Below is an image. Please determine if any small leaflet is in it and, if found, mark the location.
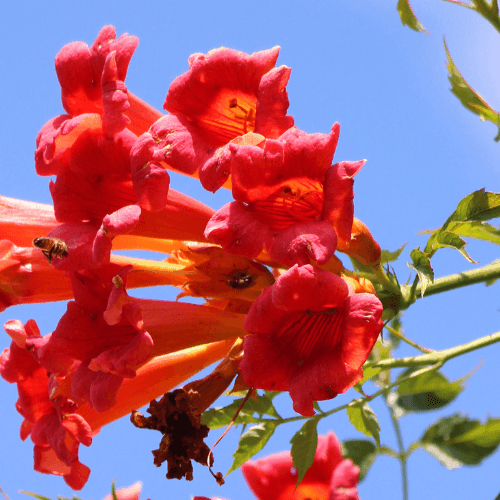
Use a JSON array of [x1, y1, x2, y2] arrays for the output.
[[290, 418, 319, 487], [347, 400, 381, 448], [227, 422, 277, 474], [397, 0, 429, 34], [444, 39, 500, 141]]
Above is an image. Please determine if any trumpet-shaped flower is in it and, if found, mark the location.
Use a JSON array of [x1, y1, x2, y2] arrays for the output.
[[167, 243, 275, 306], [1, 313, 237, 488], [130, 46, 294, 209], [241, 432, 360, 500], [239, 265, 383, 416], [205, 124, 365, 267], [0, 27, 387, 493], [28, 265, 247, 412], [0, 319, 92, 490], [54, 25, 161, 137]]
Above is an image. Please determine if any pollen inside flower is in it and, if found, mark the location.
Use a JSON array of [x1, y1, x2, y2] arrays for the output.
[[197, 91, 257, 143], [276, 306, 342, 361], [250, 178, 325, 231]]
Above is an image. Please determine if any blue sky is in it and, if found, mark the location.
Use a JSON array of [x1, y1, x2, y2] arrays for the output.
[[1, 1, 500, 499]]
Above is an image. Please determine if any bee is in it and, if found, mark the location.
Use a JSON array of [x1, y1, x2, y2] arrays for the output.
[[223, 268, 256, 290], [33, 237, 69, 265]]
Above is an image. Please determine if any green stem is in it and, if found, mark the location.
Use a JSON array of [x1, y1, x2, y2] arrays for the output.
[[274, 362, 442, 428], [401, 261, 500, 304], [260, 330, 499, 424], [441, 0, 476, 9], [387, 398, 409, 500], [471, 0, 500, 33], [371, 330, 500, 369], [385, 324, 433, 353]]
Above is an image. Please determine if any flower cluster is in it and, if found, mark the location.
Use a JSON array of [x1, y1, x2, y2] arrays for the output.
[[0, 26, 382, 489]]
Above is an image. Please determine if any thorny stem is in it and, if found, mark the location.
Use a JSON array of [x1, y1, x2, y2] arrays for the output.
[[386, 396, 409, 500]]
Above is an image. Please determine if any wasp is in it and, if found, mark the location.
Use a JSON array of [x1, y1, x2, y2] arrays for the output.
[[33, 237, 69, 265], [223, 268, 256, 290]]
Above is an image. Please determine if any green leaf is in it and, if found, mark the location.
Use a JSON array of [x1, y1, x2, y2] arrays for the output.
[[447, 221, 500, 246], [290, 418, 319, 487], [396, 369, 464, 413], [202, 399, 260, 429], [442, 189, 500, 226], [241, 392, 281, 419], [20, 494, 53, 500], [449, 419, 500, 447], [444, 39, 500, 141], [432, 231, 475, 263], [407, 248, 433, 296], [420, 414, 500, 468], [380, 244, 407, 265], [423, 190, 500, 261], [227, 422, 277, 474], [397, 0, 428, 34], [21, 495, 84, 500], [347, 400, 381, 447], [354, 365, 381, 393], [341, 439, 378, 482], [202, 392, 281, 429]]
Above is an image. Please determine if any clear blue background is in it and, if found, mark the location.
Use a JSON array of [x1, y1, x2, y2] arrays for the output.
[[1, 1, 499, 499]]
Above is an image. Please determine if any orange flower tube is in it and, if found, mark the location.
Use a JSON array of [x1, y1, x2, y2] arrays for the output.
[[77, 340, 234, 431]]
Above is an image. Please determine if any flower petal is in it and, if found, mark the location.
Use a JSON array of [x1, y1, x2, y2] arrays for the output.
[[340, 293, 383, 370]]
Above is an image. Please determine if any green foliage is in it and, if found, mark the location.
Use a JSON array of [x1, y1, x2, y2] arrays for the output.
[[341, 439, 378, 482], [202, 392, 281, 429], [387, 315, 403, 349], [347, 400, 381, 447], [420, 189, 500, 264], [444, 39, 500, 141], [397, 0, 428, 34], [408, 248, 433, 296], [449, 223, 500, 247], [21, 493, 83, 500], [228, 422, 277, 474], [290, 418, 319, 487], [20, 494, 53, 500], [202, 399, 260, 428], [443, 189, 500, 226], [380, 244, 407, 265], [354, 365, 382, 393], [367, 337, 395, 387], [431, 231, 475, 263], [420, 414, 500, 468], [396, 369, 464, 412]]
